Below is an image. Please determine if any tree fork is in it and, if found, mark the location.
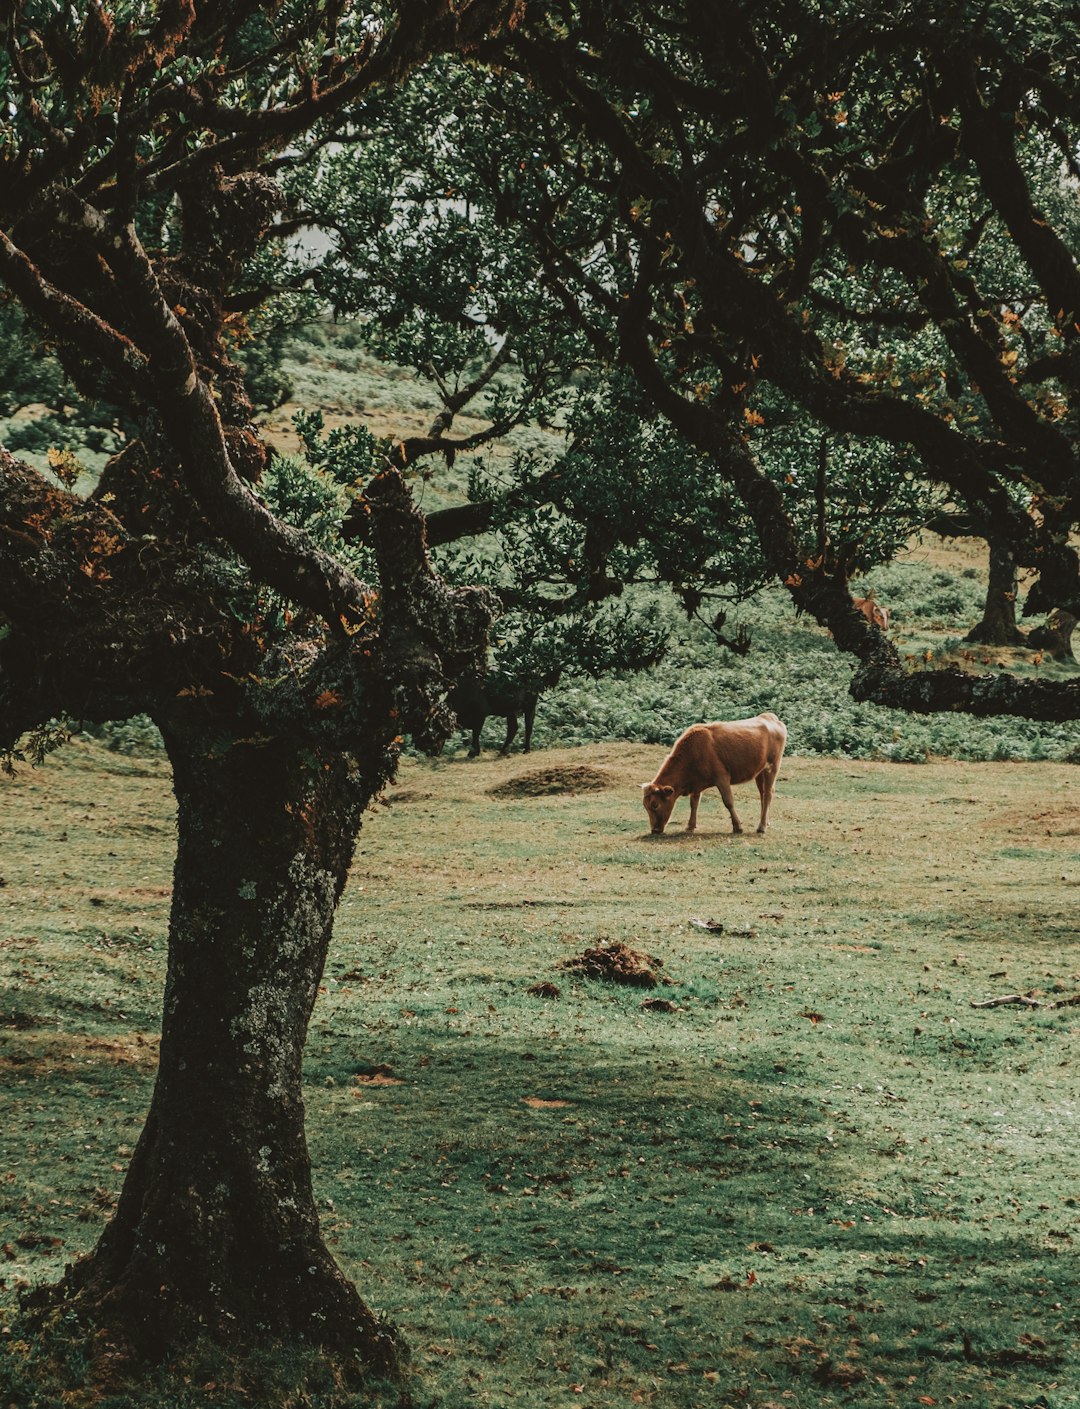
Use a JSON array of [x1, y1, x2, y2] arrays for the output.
[[32, 725, 403, 1374]]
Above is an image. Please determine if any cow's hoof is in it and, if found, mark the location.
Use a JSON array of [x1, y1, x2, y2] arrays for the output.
[[756, 825, 767, 834]]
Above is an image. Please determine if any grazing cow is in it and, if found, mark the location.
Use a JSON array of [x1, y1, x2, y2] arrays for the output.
[[449, 674, 545, 757], [853, 596, 890, 630], [641, 712, 787, 835]]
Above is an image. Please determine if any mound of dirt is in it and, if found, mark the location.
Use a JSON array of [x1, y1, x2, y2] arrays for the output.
[[561, 941, 669, 989], [640, 997, 681, 1013], [526, 981, 562, 999], [488, 765, 614, 799]]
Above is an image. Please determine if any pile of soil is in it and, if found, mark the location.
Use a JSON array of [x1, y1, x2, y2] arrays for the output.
[[488, 765, 614, 799], [526, 981, 562, 999], [640, 997, 681, 1013], [561, 941, 669, 989]]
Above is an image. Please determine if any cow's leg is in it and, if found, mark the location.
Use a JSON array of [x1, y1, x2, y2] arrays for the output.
[[522, 698, 537, 753], [717, 778, 743, 834], [686, 791, 701, 832], [755, 770, 775, 833], [500, 713, 519, 756], [469, 721, 483, 757]]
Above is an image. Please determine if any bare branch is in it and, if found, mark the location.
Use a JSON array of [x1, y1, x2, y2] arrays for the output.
[[427, 340, 512, 436]]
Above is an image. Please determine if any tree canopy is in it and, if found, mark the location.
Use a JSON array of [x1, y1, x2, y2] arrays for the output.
[[492, 0, 1080, 719], [297, 0, 1080, 719]]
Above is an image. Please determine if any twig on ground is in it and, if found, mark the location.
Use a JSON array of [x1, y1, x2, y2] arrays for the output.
[[970, 993, 1042, 1008], [970, 992, 1080, 1009]]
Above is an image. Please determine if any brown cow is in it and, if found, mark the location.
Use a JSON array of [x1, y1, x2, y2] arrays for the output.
[[853, 596, 890, 630], [641, 712, 787, 836]]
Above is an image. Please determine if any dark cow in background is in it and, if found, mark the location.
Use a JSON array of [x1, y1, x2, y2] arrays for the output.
[[449, 672, 558, 756]]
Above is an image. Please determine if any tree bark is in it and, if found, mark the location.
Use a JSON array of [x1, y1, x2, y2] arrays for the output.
[[1027, 609, 1078, 662], [36, 726, 402, 1373], [964, 534, 1027, 646]]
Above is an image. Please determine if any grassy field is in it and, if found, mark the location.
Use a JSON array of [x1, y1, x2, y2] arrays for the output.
[[2, 737, 1079, 1407], [3, 331, 1079, 1404]]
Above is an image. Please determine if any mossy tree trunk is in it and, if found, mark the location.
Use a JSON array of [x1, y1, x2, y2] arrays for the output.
[[964, 535, 1027, 646], [45, 727, 401, 1372]]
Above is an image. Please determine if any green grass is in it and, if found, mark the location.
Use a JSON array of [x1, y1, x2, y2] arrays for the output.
[[2, 740, 1079, 1406]]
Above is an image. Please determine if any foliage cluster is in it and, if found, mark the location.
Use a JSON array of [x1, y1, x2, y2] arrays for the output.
[[0, 305, 127, 485]]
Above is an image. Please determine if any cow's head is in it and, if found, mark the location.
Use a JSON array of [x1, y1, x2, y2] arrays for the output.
[[854, 596, 890, 631], [641, 783, 676, 833]]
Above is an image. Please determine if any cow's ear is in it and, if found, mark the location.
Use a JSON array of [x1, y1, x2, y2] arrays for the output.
[[659, 785, 675, 797]]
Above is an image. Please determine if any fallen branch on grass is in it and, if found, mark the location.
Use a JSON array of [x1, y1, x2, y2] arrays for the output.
[[970, 992, 1080, 1009], [970, 993, 1042, 1008]]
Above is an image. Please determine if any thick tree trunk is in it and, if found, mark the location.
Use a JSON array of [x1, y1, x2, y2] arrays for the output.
[[38, 728, 401, 1372], [964, 535, 1027, 646], [1027, 609, 1078, 662]]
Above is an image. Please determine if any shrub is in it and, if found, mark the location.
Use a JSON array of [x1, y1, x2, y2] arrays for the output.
[[79, 716, 164, 755]]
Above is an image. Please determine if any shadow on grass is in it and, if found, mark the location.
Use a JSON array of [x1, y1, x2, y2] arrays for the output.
[[2, 993, 1074, 1408], [303, 1017, 1078, 1404]]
